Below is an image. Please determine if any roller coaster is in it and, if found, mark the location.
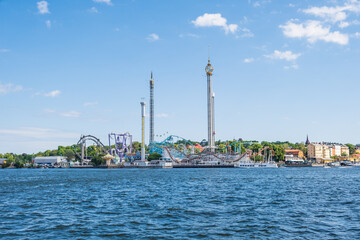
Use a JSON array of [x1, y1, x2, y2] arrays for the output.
[[75, 132, 133, 165], [75, 135, 108, 165], [149, 135, 248, 164]]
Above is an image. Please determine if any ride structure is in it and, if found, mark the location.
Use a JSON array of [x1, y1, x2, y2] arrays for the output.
[[108, 132, 133, 163], [75, 135, 108, 165], [149, 135, 247, 164]]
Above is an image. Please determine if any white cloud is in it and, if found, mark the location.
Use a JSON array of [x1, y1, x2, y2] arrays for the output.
[[302, 1, 360, 24], [93, 0, 112, 6], [338, 21, 350, 28], [37, 1, 50, 14], [61, 111, 81, 118], [289, 3, 295, 8], [83, 101, 98, 107], [265, 50, 301, 61], [45, 20, 51, 29], [303, 6, 347, 23], [284, 64, 299, 70], [179, 33, 200, 38], [0, 83, 23, 94], [89, 7, 99, 13], [280, 20, 349, 45], [239, 28, 254, 38], [0, 127, 78, 140], [244, 58, 254, 63], [354, 32, 360, 38], [0, 49, 10, 53], [44, 90, 60, 97], [147, 33, 160, 42], [253, 2, 261, 8], [192, 13, 238, 34], [156, 113, 169, 118]]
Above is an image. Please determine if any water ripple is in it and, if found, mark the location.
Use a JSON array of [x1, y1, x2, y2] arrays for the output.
[[1, 168, 360, 239]]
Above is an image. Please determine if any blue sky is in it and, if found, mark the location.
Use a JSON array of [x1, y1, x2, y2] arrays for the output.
[[1, 0, 360, 154]]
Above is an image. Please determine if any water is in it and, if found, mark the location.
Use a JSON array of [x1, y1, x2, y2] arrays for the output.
[[1, 168, 360, 239]]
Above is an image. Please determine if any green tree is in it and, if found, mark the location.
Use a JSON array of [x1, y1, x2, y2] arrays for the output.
[[132, 141, 141, 151], [64, 149, 75, 161], [57, 146, 66, 156], [14, 161, 24, 168], [341, 152, 348, 157], [91, 155, 105, 166], [345, 144, 355, 155], [148, 153, 162, 161], [250, 143, 263, 155]]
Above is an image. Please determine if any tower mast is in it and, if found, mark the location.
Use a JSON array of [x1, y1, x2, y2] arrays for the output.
[[149, 72, 154, 144], [140, 101, 146, 161], [205, 58, 214, 152]]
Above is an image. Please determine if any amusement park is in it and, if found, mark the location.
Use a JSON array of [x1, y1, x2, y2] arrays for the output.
[[63, 59, 279, 169]]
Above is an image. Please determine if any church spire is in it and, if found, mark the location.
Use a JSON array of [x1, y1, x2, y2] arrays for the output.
[[305, 134, 310, 145]]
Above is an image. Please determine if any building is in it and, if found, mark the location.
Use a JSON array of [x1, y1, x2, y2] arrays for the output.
[[341, 146, 350, 156], [307, 144, 324, 160], [285, 149, 304, 159], [331, 145, 341, 156], [307, 143, 350, 162], [34, 156, 66, 166]]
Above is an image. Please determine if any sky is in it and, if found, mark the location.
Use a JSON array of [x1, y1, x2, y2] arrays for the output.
[[1, 0, 360, 154]]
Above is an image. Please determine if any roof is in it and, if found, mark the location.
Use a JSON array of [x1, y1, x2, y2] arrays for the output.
[[285, 149, 302, 153]]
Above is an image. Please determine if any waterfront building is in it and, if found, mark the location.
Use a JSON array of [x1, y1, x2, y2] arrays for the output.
[[307, 143, 350, 162], [34, 156, 66, 166], [331, 145, 342, 156], [341, 146, 350, 156], [307, 144, 324, 160], [285, 149, 304, 159]]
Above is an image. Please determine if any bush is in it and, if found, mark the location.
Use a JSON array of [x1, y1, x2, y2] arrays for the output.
[[14, 161, 24, 168], [91, 155, 105, 166], [148, 153, 162, 161]]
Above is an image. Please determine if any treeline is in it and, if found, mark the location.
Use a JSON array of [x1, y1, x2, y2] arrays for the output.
[[1, 140, 357, 168]]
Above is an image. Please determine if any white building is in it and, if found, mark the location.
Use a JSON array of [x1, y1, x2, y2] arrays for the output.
[[34, 156, 66, 166]]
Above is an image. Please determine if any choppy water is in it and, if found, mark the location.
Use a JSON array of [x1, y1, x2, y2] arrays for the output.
[[1, 168, 360, 239]]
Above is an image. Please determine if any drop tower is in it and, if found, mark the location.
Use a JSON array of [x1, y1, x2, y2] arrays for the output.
[[205, 58, 215, 152]]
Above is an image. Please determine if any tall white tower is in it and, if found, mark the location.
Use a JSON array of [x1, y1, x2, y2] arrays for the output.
[[140, 101, 146, 161], [205, 59, 214, 152], [212, 92, 215, 147]]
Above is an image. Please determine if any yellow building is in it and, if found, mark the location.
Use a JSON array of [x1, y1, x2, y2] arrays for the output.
[[307, 144, 324, 160]]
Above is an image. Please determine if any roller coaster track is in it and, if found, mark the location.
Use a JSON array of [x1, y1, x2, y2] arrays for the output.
[[249, 146, 275, 158], [75, 135, 108, 162]]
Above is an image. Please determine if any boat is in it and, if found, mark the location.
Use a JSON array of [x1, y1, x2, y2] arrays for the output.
[[339, 160, 354, 168], [284, 159, 312, 167], [235, 159, 278, 168]]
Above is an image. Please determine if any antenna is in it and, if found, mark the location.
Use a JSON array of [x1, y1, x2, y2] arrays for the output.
[[208, 45, 210, 62]]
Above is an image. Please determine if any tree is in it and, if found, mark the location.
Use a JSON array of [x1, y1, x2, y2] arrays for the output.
[[91, 155, 104, 166], [250, 143, 263, 154], [64, 149, 75, 161], [132, 141, 141, 151], [345, 144, 355, 155], [148, 153, 162, 161], [14, 161, 24, 168], [341, 152, 348, 157]]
